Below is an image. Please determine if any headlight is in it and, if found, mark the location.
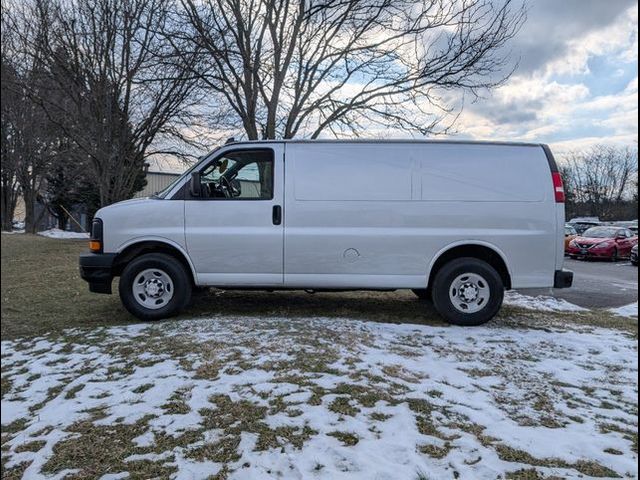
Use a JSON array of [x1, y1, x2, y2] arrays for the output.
[[89, 218, 103, 253]]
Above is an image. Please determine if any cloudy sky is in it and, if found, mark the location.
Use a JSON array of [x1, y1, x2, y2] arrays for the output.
[[151, 0, 637, 171], [452, 0, 638, 155]]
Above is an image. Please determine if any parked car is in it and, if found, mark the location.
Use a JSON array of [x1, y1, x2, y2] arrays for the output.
[[564, 224, 578, 253], [79, 140, 573, 326], [614, 221, 638, 236], [568, 221, 601, 235], [631, 244, 638, 266], [566, 226, 638, 261]]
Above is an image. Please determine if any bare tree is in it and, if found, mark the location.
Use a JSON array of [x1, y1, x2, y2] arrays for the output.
[[0, 49, 54, 233], [4, 0, 202, 208], [0, 60, 22, 231], [562, 145, 638, 220], [173, 0, 525, 140]]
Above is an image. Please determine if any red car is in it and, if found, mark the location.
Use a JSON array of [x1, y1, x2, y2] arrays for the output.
[[566, 226, 638, 261]]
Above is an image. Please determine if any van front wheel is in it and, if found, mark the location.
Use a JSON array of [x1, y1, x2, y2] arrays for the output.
[[431, 258, 504, 326], [119, 253, 192, 321]]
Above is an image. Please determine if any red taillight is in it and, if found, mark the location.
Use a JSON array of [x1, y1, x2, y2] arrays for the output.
[[552, 171, 565, 203]]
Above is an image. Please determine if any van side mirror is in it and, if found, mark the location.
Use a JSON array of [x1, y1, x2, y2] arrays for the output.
[[190, 172, 202, 197]]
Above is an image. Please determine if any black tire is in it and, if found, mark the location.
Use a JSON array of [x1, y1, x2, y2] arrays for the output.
[[611, 248, 618, 262], [411, 288, 431, 301], [119, 253, 192, 321], [431, 257, 504, 326]]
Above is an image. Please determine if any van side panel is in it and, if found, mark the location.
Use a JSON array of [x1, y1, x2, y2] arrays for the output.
[[284, 143, 556, 289]]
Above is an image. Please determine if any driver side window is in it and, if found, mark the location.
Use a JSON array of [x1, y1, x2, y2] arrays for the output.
[[199, 149, 274, 200]]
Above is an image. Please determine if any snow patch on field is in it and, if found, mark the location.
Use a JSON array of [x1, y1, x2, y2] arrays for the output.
[[609, 302, 638, 318], [504, 291, 588, 312], [1, 317, 637, 479], [37, 228, 89, 239]]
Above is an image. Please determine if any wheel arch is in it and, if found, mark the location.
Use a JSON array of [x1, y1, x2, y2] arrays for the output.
[[113, 238, 197, 284], [426, 241, 512, 291]]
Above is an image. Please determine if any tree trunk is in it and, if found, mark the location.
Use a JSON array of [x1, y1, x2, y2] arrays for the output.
[[23, 189, 36, 234], [56, 212, 68, 230], [0, 188, 17, 231]]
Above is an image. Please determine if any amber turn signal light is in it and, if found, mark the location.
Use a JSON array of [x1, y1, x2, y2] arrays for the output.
[[89, 240, 102, 252]]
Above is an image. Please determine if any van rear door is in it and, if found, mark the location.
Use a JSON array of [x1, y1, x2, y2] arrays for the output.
[[184, 143, 284, 286]]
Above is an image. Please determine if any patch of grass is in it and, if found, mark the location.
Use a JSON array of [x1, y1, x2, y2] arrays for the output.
[[370, 412, 392, 422], [418, 442, 451, 459], [604, 447, 623, 455], [42, 410, 175, 478], [381, 364, 424, 383], [406, 398, 434, 415], [1, 418, 29, 436], [14, 440, 46, 453], [1, 461, 32, 480], [0, 376, 12, 398], [255, 425, 318, 451], [187, 436, 241, 463], [573, 460, 621, 478], [327, 431, 359, 446], [495, 444, 568, 468], [194, 361, 221, 380], [505, 468, 546, 480], [495, 444, 621, 478], [64, 384, 85, 399], [460, 367, 494, 378], [161, 387, 192, 415], [132, 383, 155, 394], [1, 235, 134, 339], [192, 394, 317, 462], [328, 397, 360, 417], [332, 383, 395, 408]]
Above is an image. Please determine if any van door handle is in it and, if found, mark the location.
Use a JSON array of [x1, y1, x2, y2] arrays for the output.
[[272, 205, 282, 225]]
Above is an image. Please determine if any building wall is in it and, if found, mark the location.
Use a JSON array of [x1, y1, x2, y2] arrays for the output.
[[134, 171, 181, 198]]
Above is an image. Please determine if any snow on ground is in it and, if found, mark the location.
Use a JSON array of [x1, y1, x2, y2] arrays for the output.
[[36, 228, 89, 239], [504, 291, 588, 312], [609, 302, 638, 318], [1, 316, 637, 479]]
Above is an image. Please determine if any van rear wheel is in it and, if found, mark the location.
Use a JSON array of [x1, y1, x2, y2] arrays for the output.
[[119, 253, 192, 321], [431, 257, 504, 326]]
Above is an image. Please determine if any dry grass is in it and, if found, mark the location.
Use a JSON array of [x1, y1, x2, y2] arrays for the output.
[[2, 234, 636, 341]]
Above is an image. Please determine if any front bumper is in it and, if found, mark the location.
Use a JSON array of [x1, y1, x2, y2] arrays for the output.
[[79, 253, 117, 294], [566, 246, 615, 259], [554, 269, 573, 289]]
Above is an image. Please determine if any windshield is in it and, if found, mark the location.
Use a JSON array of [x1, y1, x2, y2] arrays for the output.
[[582, 227, 620, 238]]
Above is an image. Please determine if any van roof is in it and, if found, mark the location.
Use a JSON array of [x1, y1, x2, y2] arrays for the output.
[[226, 138, 544, 148], [214, 139, 558, 173]]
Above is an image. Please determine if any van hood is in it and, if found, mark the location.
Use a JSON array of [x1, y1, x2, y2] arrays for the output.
[[573, 236, 614, 245], [95, 197, 156, 218]]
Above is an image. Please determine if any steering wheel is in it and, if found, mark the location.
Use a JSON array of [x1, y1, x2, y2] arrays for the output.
[[220, 176, 241, 198]]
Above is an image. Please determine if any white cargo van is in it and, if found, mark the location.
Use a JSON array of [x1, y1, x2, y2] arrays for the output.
[[80, 140, 573, 325]]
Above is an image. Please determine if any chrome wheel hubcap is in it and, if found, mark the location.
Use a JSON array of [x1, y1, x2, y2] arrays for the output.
[[132, 268, 174, 310], [449, 273, 490, 313]]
